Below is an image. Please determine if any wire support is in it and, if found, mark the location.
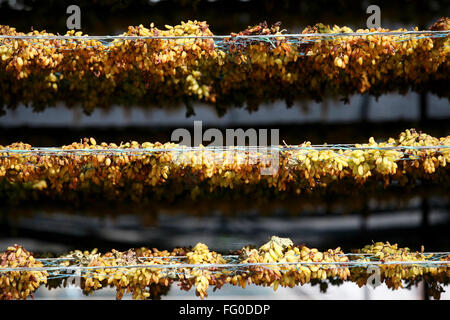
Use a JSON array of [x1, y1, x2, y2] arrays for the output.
[[0, 30, 448, 52], [2, 257, 450, 273], [1, 145, 449, 156], [0, 30, 448, 41]]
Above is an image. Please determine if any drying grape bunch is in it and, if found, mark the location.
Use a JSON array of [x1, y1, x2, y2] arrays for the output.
[[1, 238, 449, 300], [0, 129, 449, 203], [0, 18, 448, 115], [0, 245, 48, 300]]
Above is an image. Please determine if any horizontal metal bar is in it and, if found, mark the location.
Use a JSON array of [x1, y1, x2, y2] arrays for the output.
[[0, 30, 448, 41], [1, 259, 449, 273]]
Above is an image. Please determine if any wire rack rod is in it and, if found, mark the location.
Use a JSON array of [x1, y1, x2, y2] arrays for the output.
[[2, 259, 449, 273], [0, 30, 448, 41], [34, 253, 450, 262], [1, 145, 449, 155]]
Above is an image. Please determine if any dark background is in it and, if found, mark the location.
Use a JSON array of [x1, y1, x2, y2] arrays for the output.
[[1, 0, 448, 34]]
